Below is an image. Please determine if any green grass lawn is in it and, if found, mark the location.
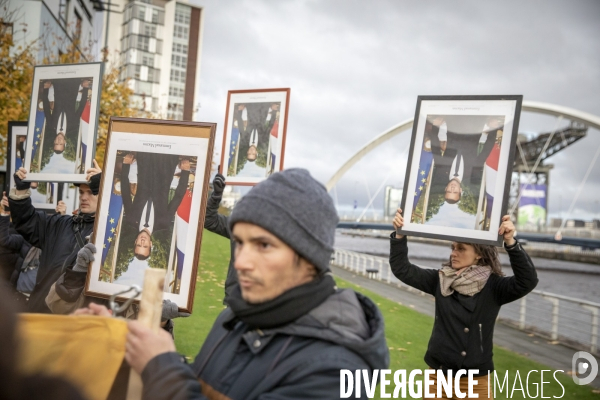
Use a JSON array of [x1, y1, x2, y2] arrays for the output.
[[174, 231, 600, 399]]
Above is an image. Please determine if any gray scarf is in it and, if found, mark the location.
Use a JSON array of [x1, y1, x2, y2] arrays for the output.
[[439, 265, 492, 297]]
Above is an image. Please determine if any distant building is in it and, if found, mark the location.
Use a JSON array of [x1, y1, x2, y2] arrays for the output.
[[585, 220, 600, 229], [566, 219, 585, 228], [5, 0, 98, 62], [383, 186, 403, 218], [98, 0, 204, 120], [549, 218, 563, 228]]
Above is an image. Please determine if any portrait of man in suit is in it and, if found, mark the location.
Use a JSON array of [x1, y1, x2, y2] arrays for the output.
[[120, 152, 191, 260], [428, 115, 503, 204], [232, 102, 280, 170], [34, 77, 92, 173]]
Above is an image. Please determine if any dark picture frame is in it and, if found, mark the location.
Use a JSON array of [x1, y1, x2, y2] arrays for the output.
[[219, 88, 291, 186], [398, 95, 523, 246], [6, 121, 59, 212], [85, 117, 216, 313], [24, 62, 103, 184]]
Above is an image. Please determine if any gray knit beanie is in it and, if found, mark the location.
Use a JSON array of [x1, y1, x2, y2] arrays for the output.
[[229, 168, 338, 273]]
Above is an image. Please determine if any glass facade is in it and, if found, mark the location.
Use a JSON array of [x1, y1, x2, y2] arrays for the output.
[[120, 1, 166, 113], [167, 2, 191, 120], [117, 1, 196, 119]]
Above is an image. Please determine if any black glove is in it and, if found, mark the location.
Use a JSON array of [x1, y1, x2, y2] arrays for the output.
[[212, 173, 226, 197], [13, 172, 31, 191], [89, 173, 101, 196], [73, 243, 96, 272], [161, 299, 191, 321]]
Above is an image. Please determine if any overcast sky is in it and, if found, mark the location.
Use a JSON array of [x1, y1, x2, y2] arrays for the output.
[[189, 0, 600, 221]]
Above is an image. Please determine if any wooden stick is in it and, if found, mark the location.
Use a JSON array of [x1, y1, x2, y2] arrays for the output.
[[126, 268, 166, 400]]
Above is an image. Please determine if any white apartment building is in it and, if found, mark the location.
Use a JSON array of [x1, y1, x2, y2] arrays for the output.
[[98, 0, 204, 120], [5, 0, 98, 62]]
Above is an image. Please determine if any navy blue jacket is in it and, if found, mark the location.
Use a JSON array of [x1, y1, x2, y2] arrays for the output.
[[141, 289, 389, 399]]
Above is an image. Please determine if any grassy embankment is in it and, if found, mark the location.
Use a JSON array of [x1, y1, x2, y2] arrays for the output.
[[174, 231, 599, 399]]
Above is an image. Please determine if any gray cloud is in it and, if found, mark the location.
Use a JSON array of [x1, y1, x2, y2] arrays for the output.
[[191, 0, 600, 220]]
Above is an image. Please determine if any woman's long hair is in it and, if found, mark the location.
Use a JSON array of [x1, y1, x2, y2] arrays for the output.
[[442, 243, 504, 276]]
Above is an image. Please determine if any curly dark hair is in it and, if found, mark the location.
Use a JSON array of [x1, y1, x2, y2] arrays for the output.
[[442, 242, 504, 276]]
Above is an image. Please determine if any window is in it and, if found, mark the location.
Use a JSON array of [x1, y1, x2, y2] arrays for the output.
[[175, 4, 191, 25], [144, 24, 156, 37], [138, 6, 146, 20], [174, 26, 188, 39], [171, 55, 187, 68], [171, 43, 188, 55], [138, 36, 149, 51], [152, 9, 159, 23], [142, 54, 153, 66]]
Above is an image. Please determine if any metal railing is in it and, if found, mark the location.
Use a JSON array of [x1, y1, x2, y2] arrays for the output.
[[332, 248, 600, 355]]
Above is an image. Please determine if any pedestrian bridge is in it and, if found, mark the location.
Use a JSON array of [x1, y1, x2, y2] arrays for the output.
[[326, 100, 600, 191]]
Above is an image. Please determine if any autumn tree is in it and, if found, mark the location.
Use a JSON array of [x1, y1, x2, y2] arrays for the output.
[[0, 0, 35, 168]]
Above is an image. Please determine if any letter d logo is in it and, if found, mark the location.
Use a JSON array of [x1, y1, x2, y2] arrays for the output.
[[572, 351, 598, 385]]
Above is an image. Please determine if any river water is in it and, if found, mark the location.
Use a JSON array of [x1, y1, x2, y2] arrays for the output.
[[334, 232, 600, 303]]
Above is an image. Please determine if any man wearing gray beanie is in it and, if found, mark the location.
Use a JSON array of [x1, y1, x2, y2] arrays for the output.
[[122, 168, 390, 399]]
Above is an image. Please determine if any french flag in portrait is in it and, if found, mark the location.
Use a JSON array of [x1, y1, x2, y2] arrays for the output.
[[175, 189, 192, 281], [484, 143, 500, 220], [228, 126, 240, 171], [31, 108, 45, 160], [79, 101, 91, 167], [413, 149, 433, 209], [101, 186, 123, 265], [269, 119, 279, 174]]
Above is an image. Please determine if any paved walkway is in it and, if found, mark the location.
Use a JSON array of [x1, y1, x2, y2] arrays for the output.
[[330, 264, 600, 388]]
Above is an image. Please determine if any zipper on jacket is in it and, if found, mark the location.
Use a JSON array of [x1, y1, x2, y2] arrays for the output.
[[479, 323, 483, 353]]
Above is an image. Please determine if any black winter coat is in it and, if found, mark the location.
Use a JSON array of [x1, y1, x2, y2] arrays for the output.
[[140, 289, 389, 400], [389, 233, 538, 375], [0, 215, 31, 284], [8, 196, 94, 313], [202, 192, 236, 304]]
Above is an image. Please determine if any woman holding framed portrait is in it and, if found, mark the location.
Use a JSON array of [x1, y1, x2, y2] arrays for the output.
[[390, 209, 538, 399]]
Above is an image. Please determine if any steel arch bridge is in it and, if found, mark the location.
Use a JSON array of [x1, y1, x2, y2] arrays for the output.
[[326, 101, 600, 191]]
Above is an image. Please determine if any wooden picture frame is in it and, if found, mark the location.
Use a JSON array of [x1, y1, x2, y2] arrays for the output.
[[398, 95, 523, 246], [24, 62, 103, 183], [219, 88, 291, 186], [6, 121, 59, 212], [85, 117, 216, 313]]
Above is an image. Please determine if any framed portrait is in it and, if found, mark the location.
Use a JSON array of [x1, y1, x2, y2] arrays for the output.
[[6, 121, 59, 212], [399, 95, 523, 246], [85, 117, 216, 313], [219, 88, 291, 186], [24, 62, 103, 183]]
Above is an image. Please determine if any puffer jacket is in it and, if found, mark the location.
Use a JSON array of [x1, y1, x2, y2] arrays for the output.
[[140, 289, 390, 399]]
